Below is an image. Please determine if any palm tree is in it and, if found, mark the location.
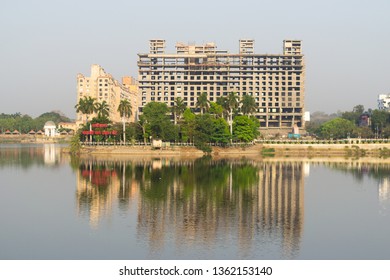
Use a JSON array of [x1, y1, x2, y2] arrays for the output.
[[117, 99, 132, 143], [75, 96, 96, 123], [94, 100, 110, 120], [226, 92, 240, 136], [196, 92, 210, 114], [217, 96, 229, 120], [75, 96, 96, 142], [172, 97, 186, 125], [138, 115, 148, 145], [240, 95, 257, 116]]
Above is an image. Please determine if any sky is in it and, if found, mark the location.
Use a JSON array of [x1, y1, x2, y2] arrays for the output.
[[0, 0, 389, 119]]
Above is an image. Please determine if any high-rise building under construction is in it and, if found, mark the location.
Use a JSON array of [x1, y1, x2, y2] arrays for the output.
[[138, 39, 305, 130]]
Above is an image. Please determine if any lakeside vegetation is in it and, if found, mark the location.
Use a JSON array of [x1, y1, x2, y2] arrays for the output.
[[0, 111, 71, 134], [74, 93, 261, 153], [2, 99, 390, 154], [307, 105, 390, 139]]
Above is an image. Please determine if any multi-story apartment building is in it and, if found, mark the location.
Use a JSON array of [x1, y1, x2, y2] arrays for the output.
[[76, 64, 138, 125], [138, 39, 305, 130]]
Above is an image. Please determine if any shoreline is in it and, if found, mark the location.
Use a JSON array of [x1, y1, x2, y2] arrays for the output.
[[76, 143, 390, 158], [2, 137, 390, 159], [0, 134, 71, 144]]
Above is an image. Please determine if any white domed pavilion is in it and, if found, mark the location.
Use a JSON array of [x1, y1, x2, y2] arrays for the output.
[[44, 121, 57, 137]]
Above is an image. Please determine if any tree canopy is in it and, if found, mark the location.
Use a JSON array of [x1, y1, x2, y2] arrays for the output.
[[319, 118, 355, 139], [142, 102, 175, 141]]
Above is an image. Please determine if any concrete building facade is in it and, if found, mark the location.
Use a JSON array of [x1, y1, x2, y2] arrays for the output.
[[138, 39, 305, 130], [76, 64, 138, 125]]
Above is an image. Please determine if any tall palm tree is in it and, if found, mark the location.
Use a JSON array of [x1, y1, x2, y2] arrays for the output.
[[241, 95, 257, 116], [117, 99, 132, 143], [172, 97, 186, 125], [75, 96, 96, 123], [95, 100, 110, 120], [75, 96, 96, 142], [217, 96, 229, 120], [226, 92, 240, 136], [196, 92, 210, 114]]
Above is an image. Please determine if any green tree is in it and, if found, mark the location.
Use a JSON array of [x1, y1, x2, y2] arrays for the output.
[[354, 126, 374, 139], [233, 115, 260, 142], [94, 100, 110, 120], [194, 113, 214, 151], [319, 118, 356, 139], [240, 95, 257, 116], [15, 115, 34, 133], [75, 96, 96, 123], [211, 118, 230, 145], [341, 104, 365, 125], [142, 102, 175, 141], [138, 115, 148, 145], [381, 125, 390, 138], [117, 99, 132, 142], [196, 92, 210, 114], [181, 108, 196, 143], [209, 102, 224, 118], [172, 97, 186, 125], [216, 96, 229, 120], [371, 109, 389, 137], [226, 92, 240, 137]]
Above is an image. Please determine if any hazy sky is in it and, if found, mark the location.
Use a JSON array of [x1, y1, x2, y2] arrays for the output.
[[1, 0, 389, 118]]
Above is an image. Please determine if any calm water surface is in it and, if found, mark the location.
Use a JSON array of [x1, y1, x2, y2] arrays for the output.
[[1, 144, 390, 259]]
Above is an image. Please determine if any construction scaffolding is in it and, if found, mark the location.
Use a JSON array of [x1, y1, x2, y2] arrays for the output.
[[138, 39, 305, 129]]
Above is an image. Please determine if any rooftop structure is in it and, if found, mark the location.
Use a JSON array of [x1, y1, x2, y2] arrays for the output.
[[138, 39, 305, 129]]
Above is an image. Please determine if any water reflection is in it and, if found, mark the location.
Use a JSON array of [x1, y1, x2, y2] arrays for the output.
[[325, 161, 390, 215], [75, 157, 305, 258], [0, 144, 64, 168]]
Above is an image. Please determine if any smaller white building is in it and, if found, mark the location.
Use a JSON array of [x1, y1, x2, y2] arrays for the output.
[[44, 121, 58, 137], [304, 111, 310, 122], [378, 94, 390, 110]]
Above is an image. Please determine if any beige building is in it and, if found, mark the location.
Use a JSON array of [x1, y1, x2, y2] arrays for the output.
[[121, 76, 139, 122], [76, 64, 138, 125], [138, 39, 305, 130], [58, 122, 77, 133]]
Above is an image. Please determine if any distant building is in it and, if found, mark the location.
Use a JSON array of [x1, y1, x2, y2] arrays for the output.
[[44, 121, 57, 137], [358, 113, 371, 127], [304, 111, 310, 122], [121, 76, 139, 122], [378, 94, 390, 111], [76, 64, 138, 125], [58, 122, 77, 133], [138, 39, 305, 130]]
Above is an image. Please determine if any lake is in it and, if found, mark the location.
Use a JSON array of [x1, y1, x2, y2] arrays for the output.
[[1, 144, 390, 260]]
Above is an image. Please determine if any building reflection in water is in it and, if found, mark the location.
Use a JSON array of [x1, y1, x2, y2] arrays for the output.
[[325, 161, 390, 215], [75, 157, 305, 258], [0, 144, 64, 168], [379, 178, 390, 214]]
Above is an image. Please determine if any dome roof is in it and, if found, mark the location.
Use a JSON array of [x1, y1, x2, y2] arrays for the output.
[[44, 121, 56, 127]]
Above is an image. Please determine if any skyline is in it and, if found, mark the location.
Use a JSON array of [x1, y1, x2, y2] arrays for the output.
[[1, 0, 389, 118]]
